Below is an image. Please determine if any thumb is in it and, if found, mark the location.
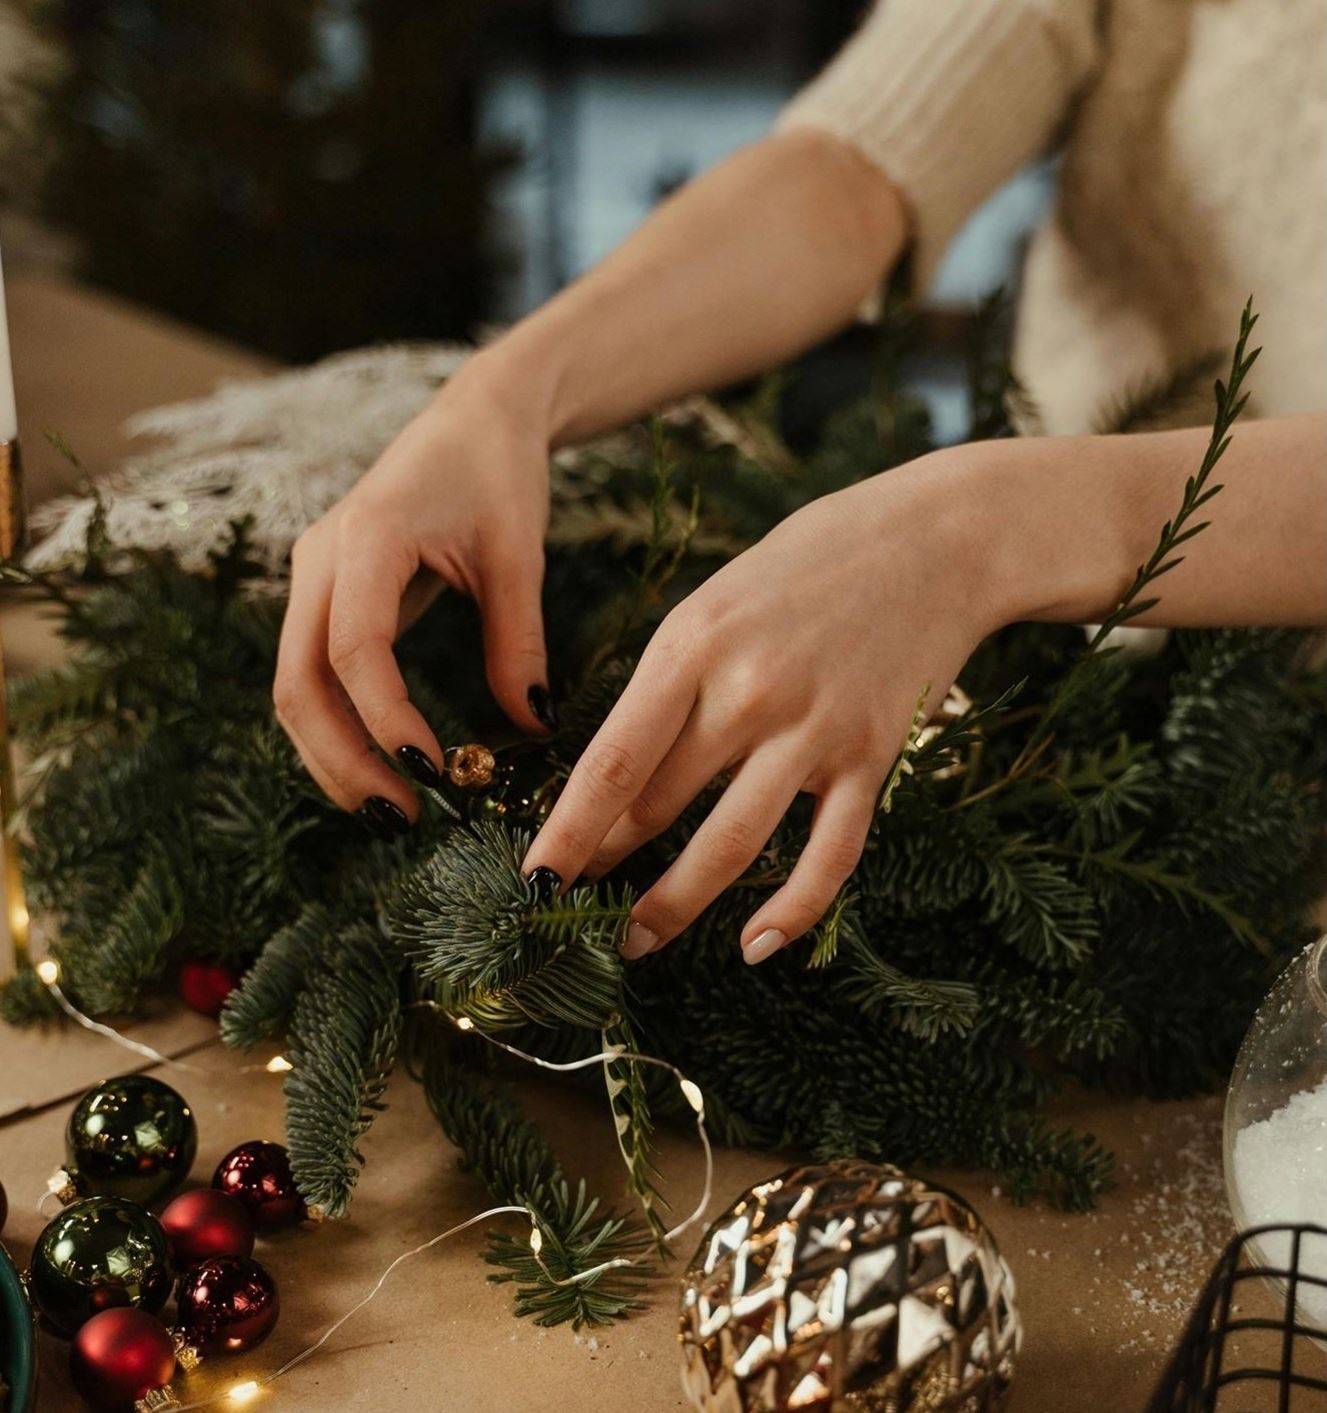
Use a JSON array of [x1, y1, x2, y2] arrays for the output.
[[478, 535, 553, 733]]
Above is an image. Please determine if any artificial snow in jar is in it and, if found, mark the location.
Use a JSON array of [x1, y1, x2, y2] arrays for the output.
[[1224, 932, 1327, 1330]]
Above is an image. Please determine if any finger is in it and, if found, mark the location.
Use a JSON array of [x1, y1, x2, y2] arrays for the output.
[[285, 675, 416, 834], [522, 639, 697, 886], [738, 773, 878, 964], [622, 744, 803, 960], [585, 722, 728, 877], [275, 559, 417, 826], [477, 534, 552, 734], [326, 522, 446, 784]]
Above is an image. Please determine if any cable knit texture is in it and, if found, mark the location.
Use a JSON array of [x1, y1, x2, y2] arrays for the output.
[[778, 0, 1327, 433]]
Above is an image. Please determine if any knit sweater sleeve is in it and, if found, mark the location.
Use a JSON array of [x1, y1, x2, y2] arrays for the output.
[[776, 0, 1101, 293]]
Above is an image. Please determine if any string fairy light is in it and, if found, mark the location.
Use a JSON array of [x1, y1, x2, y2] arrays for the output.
[[414, 999, 715, 1266], [33, 957, 292, 1076], [30, 970, 717, 1407], [156, 1205, 534, 1413], [136, 1002, 717, 1410]]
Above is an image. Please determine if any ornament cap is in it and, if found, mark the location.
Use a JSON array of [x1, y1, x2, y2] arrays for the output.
[[444, 743, 496, 789], [135, 1385, 181, 1413], [170, 1329, 203, 1372], [46, 1167, 78, 1205]]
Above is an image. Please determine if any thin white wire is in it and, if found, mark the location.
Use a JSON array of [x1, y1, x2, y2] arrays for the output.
[[38, 982, 716, 1394], [411, 1002, 715, 1266], [159, 1206, 534, 1412], [42, 976, 285, 1075]]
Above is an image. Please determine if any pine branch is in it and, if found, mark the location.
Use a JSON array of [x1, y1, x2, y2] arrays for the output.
[[284, 923, 402, 1218], [0, 964, 63, 1024], [839, 920, 981, 1040], [56, 849, 185, 1014], [966, 288, 1038, 439], [980, 838, 1100, 967], [219, 902, 336, 1048], [390, 821, 626, 1029], [591, 418, 699, 670], [423, 1033, 653, 1326], [807, 889, 854, 969], [1052, 834, 1267, 954], [1092, 350, 1224, 435]]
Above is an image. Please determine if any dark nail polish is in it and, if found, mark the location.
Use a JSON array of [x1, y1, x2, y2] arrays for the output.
[[527, 684, 557, 731], [397, 745, 442, 790], [526, 866, 562, 902], [359, 795, 411, 839]]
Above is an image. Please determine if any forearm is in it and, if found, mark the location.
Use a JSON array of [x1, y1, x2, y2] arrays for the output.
[[955, 415, 1327, 630], [452, 130, 906, 445]]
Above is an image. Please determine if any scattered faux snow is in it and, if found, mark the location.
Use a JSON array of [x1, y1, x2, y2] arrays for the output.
[[1112, 1109, 1231, 1352]]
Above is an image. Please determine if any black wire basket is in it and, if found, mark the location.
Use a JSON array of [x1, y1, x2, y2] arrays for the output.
[[1148, 1224, 1327, 1411]]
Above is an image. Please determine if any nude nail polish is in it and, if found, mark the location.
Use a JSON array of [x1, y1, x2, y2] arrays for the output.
[[742, 928, 787, 965], [620, 922, 659, 960]]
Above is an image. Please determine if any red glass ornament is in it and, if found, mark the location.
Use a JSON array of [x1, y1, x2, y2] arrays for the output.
[[70, 1308, 176, 1412], [176, 1255, 279, 1354], [178, 959, 239, 1018], [212, 1141, 304, 1229], [160, 1188, 255, 1268]]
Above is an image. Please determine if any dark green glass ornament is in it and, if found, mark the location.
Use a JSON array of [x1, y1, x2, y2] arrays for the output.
[[456, 742, 555, 823], [65, 1074, 198, 1205], [27, 1197, 173, 1336]]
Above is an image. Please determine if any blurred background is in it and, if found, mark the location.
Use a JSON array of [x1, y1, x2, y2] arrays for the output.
[[0, 0, 1053, 437]]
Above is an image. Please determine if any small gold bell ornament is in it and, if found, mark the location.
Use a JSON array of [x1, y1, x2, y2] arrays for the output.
[[678, 1159, 1020, 1412]]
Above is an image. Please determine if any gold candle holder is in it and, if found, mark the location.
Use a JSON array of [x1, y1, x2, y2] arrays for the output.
[[0, 434, 29, 976]]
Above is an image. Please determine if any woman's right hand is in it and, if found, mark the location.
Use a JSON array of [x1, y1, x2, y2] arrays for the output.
[[273, 361, 556, 836]]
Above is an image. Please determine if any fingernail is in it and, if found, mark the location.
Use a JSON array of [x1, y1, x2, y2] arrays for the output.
[[742, 928, 787, 965], [358, 796, 410, 839], [397, 745, 442, 790], [527, 684, 557, 731], [526, 866, 562, 902], [620, 921, 659, 960]]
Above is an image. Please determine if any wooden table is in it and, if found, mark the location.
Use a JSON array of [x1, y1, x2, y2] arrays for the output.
[[0, 275, 1304, 1411]]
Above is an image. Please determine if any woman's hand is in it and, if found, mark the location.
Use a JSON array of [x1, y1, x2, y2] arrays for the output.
[[521, 450, 1003, 965], [274, 364, 557, 837], [272, 128, 908, 836]]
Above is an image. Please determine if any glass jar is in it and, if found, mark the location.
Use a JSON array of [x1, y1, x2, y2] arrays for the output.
[[1224, 933, 1327, 1331]]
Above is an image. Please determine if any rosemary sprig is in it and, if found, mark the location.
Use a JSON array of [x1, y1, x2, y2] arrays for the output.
[[1028, 299, 1261, 749]]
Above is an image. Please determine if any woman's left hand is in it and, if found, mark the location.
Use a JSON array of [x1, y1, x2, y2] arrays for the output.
[[521, 448, 1003, 965]]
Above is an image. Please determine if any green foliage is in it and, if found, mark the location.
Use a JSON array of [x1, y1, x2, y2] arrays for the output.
[[422, 1035, 653, 1326], [284, 923, 402, 1219], [4, 303, 1324, 1327]]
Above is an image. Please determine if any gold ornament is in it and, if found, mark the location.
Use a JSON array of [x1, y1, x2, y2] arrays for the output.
[[678, 1159, 1020, 1413], [444, 743, 497, 790]]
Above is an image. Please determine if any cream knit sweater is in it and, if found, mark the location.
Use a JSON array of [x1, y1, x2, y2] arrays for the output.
[[778, 0, 1327, 434]]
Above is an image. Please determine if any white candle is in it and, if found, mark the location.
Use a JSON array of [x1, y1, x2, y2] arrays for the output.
[[0, 245, 17, 442]]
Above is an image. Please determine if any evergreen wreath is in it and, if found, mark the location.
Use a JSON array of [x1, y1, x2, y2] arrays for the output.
[[4, 301, 1325, 1327]]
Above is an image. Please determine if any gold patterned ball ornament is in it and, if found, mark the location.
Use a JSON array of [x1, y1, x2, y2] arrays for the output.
[[678, 1159, 1021, 1413]]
